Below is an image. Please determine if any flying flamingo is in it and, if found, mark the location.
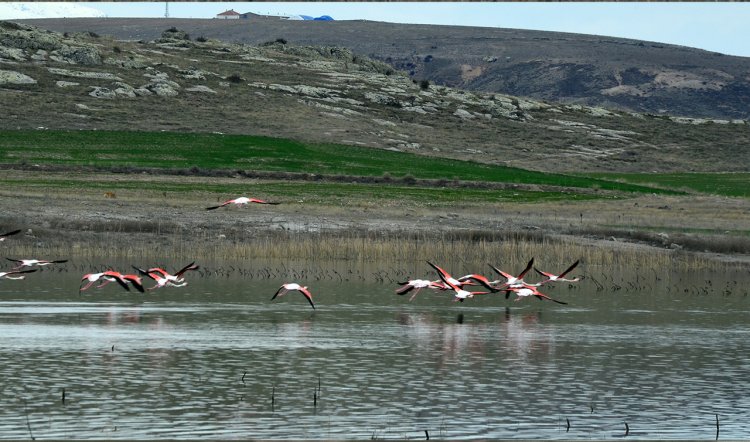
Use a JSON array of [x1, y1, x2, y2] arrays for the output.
[[271, 283, 315, 309], [0, 229, 21, 242], [489, 258, 536, 298], [504, 284, 568, 305], [80, 270, 133, 293], [427, 261, 491, 302], [206, 197, 280, 210], [534, 260, 582, 283], [395, 279, 444, 301], [0, 269, 37, 280], [489, 258, 534, 288], [97, 272, 145, 293], [426, 261, 498, 292], [6, 258, 68, 270], [132, 266, 188, 290], [143, 262, 199, 284]]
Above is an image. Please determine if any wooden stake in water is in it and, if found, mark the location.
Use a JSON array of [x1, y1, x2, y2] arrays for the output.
[[23, 399, 35, 440], [716, 414, 720, 440], [566, 418, 570, 432], [61, 388, 65, 405], [424, 429, 429, 440], [624, 422, 629, 437], [271, 386, 275, 412]]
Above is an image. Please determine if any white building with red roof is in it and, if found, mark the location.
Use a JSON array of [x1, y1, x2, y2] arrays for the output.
[[215, 9, 240, 19]]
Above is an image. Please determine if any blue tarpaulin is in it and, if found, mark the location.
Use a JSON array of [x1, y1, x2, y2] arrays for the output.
[[299, 15, 334, 21]]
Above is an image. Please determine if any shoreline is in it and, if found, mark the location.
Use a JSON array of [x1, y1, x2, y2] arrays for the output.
[[2, 186, 749, 272]]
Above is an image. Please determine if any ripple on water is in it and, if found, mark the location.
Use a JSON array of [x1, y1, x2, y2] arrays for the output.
[[1, 280, 750, 439]]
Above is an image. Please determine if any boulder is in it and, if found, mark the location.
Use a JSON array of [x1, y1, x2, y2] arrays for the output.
[[113, 82, 136, 98], [185, 85, 217, 94], [52, 44, 102, 65], [0, 69, 36, 85], [88, 86, 116, 99], [0, 46, 27, 61], [56, 80, 79, 88], [453, 108, 474, 120], [148, 82, 179, 97]]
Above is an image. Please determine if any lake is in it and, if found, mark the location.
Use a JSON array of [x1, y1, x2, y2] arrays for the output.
[[0, 259, 749, 440]]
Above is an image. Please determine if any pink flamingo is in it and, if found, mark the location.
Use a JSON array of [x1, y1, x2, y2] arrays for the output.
[[7, 258, 68, 270], [395, 279, 444, 301], [133, 266, 189, 290], [534, 260, 582, 283], [143, 262, 199, 284], [427, 261, 491, 302], [488, 258, 536, 299], [206, 197, 280, 210], [272, 283, 315, 309], [80, 270, 138, 293], [0, 269, 37, 280], [426, 261, 498, 292], [97, 272, 145, 293], [504, 284, 568, 305], [0, 229, 21, 242], [488, 258, 534, 288]]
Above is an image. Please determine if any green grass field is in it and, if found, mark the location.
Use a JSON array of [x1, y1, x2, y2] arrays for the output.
[[586, 172, 750, 198], [0, 129, 683, 196]]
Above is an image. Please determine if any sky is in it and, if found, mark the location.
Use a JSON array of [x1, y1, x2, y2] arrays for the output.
[[1, 2, 749, 58]]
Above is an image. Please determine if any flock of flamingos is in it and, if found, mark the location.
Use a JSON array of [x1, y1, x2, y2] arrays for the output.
[[0, 196, 583, 308]]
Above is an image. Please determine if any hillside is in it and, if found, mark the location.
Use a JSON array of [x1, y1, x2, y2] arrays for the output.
[[1, 20, 749, 174], [18, 17, 750, 121]]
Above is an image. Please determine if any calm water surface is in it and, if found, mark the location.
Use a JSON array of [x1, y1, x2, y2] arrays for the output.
[[1, 260, 749, 440]]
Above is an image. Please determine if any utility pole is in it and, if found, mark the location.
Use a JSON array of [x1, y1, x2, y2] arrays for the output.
[[165, 1, 169, 18]]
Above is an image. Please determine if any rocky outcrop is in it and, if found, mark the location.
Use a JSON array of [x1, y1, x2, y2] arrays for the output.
[[0, 21, 101, 65], [142, 71, 180, 96], [47, 67, 121, 80], [0, 69, 36, 85], [88, 86, 116, 99]]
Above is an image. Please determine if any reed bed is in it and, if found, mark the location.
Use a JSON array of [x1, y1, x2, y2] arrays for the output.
[[4, 227, 742, 275]]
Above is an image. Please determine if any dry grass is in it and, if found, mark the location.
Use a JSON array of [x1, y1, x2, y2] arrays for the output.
[[3, 227, 738, 275]]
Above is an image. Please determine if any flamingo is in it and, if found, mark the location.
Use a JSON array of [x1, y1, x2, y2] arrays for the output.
[[489, 258, 534, 287], [534, 260, 582, 283], [0, 229, 21, 242], [504, 284, 568, 305], [0, 269, 37, 280], [80, 270, 133, 293], [426, 261, 498, 292], [395, 279, 444, 301], [7, 258, 68, 270], [132, 266, 188, 290], [489, 258, 535, 298], [97, 272, 145, 293], [271, 283, 315, 309], [428, 261, 491, 302], [143, 262, 199, 284], [206, 197, 280, 210]]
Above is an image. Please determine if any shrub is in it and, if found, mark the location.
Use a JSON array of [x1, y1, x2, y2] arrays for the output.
[[226, 73, 243, 83], [419, 79, 430, 90], [196, 35, 208, 43]]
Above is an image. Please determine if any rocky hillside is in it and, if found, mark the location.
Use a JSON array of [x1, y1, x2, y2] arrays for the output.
[[1, 20, 748, 173], [19, 17, 750, 121]]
